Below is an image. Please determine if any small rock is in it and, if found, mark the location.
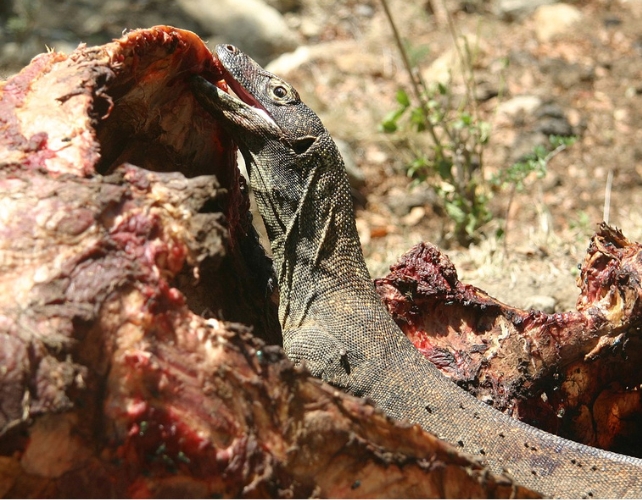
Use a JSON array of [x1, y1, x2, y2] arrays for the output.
[[422, 34, 488, 85], [566, 108, 582, 128], [535, 117, 573, 137], [495, 0, 555, 22], [497, 95, 543, 119], [535, 103, 565, 119], [501, 99, 574, 160], [355, 4, 375, 18], [532, 3, 583, 42], [387, 185, 436, 217], [474, 81, 499, 102], [522, 295, 557, 313], [299, 17, 323, 39], [603, 15, 622, 27], [421, 49, 457, 85], [541, 59, 595, 89], [401, 206, 426, 227], [510, 132, 549, 163], [535, 103, 573, 136]]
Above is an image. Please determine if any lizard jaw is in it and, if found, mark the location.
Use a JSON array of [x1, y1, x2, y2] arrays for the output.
[[219, 68, 277, 128]]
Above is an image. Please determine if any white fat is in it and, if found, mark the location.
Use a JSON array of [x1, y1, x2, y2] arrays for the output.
[[206, 318, 221, 330]]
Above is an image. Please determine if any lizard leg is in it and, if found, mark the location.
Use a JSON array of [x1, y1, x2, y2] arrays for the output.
[[283, 326, 355, 389]]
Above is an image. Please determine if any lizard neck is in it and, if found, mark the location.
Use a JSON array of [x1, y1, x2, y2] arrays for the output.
[[249, 136, 377, 331]]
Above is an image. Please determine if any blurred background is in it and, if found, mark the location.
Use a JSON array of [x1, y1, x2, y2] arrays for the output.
[[3, 0, 642, 311]]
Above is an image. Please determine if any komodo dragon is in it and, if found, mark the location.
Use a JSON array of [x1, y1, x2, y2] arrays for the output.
[[190, 44, 642, 497]]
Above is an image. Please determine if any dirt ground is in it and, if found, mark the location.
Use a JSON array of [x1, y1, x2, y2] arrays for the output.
[[4, 0, 642, 312]]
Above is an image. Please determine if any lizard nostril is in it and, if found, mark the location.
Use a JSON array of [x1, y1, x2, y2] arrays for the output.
[[224, 44, 236, 53]]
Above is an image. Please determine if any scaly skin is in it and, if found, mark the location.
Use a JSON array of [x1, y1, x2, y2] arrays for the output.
[[191, 44, 642, 497]]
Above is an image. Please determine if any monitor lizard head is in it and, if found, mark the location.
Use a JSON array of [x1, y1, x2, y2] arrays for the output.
[[191, 44, 326, 159], [190, 44, 349, 249]]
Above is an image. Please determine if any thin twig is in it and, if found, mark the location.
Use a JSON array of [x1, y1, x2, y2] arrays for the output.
[[379, 0, 442, 149], [443, 4, 477, 118], [603, 169, 613, 224], [441, 3, 487, 211]]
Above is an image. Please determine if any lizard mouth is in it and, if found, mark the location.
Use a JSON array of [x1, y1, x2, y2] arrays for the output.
[[218, 66, 278, 128]]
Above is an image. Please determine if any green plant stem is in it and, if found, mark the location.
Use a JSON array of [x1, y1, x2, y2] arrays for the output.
[[442, 5, 485, 172], [379, 0, 443, 150], [443, 5, 476, 115]]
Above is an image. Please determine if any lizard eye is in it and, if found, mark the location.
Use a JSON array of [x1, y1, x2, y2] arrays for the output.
[[268, 79, 299, 104], [273, 85, 288, 98]]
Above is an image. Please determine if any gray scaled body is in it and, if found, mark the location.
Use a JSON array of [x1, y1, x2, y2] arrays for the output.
[[190, 44, 642, 498]]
